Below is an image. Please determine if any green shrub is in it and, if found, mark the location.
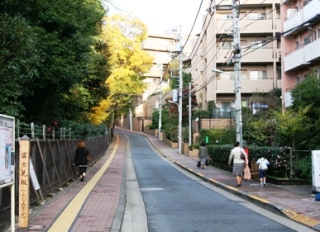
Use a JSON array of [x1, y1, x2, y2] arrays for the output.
[[207, 145, 310, 181], [199, 127, 235, 145], [163, 123, 178, 142], [296, 156, 312, 181], [193, 144, 200, 149]]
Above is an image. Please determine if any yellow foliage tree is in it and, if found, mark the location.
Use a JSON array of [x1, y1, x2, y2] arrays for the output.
[[87, 14, 154, 125]]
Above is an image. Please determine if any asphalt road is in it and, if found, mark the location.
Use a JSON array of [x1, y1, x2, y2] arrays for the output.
[[121, 132, 315, 232]]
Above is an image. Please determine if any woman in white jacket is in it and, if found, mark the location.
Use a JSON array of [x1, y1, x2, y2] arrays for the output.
[[228, 141, 248, 187]]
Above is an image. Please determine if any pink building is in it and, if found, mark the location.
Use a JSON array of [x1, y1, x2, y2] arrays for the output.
[[281, 0, 320, 107]]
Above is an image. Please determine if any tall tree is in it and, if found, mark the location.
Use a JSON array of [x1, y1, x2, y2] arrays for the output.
[[88, 14, 154, 125], [273, 107, 311, 149], [0, 0, 108, 124], [290, 70, 320, 149], [0, 14, 41, 118]]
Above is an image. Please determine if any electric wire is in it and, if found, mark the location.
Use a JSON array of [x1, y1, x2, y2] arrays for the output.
[[187, 0, 225, 60], [178, 0, 205, 55], [165, 1, 311, 101]]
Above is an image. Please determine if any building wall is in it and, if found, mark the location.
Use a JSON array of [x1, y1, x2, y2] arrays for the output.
[[281, 0, 320, 107], [189, 0, 282, 111]]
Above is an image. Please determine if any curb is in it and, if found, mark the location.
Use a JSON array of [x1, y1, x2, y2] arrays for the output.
[[173, 161, 320, 232], [122, 129, 320, 232]]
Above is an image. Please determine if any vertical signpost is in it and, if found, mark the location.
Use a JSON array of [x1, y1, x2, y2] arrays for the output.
[[0, 114, 15, 232], [19, 136, 30, 231]]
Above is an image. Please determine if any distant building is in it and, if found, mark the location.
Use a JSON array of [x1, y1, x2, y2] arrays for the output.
[[124, 33, 174, 131]]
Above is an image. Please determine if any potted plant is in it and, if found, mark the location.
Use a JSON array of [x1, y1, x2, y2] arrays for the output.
[[188, 144, 200, 157]]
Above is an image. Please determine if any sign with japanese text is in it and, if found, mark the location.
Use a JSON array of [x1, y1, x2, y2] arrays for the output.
[[0, 114, 15, 186], [19, 137, 30, 229]]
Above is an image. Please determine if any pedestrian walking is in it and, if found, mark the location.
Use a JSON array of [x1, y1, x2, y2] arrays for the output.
[[228, 141, 248, 187], [73, 140, 90, 181], [198, 142, 209, 169], [256, 155, 269, 187]]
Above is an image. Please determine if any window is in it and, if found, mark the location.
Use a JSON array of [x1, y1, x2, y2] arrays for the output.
[[247, 41, 265, 49], [242, 72, 248, 80], [220, 102, 232, 117], [220, 41, 233, 49], [251, 102, 268, 114], [304, 35, 311, 45], [219, 14, 230, 20], [219, 72, 233, 80], [250, 71, 267, 80], [304, 0, 312, 7], [248, 13, 266, 20], [312, 31, 316, 41]]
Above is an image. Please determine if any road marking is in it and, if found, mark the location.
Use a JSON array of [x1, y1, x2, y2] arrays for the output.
[[283, 209, 320, 227], [140, 188, 164, 191], [47, 136, 119, 232]]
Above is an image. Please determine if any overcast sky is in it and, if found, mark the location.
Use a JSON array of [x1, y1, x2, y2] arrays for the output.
[[109, 0, 208, 34]]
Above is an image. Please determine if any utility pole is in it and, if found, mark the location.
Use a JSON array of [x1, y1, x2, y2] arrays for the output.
[[129, 108, 132, 131], [158, 64, 163, 140], [188, 82, 192, 146], [232, 0, 243, 147], [178, 25, 183, 155]]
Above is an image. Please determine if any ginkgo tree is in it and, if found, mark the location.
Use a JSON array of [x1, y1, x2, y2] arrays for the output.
[[88, 14, 154, 126]]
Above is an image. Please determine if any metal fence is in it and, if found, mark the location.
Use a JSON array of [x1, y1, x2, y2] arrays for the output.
[[0, 134, 110, 230]]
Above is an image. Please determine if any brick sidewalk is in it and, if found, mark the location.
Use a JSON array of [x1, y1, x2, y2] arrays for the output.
[[24, 134, 126, 232]]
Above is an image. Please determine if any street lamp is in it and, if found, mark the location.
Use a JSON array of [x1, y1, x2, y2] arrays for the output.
[[212, 68, 223, 74], [212, 68, 243, 147]]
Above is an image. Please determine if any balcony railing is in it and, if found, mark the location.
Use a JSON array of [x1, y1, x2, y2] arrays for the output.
[[212, 108, 235, 119]]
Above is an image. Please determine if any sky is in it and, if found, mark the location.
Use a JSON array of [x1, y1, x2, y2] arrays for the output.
[[109, 0, 208, 34]]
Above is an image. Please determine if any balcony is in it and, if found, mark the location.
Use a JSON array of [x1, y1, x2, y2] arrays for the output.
[[216, 79, 276, 94], [215, 0, 276, 5], [216, 19, 280, 34], [283, 0, 320, 36], [284, 38, 320, 71], [216, 48, 276, 63]]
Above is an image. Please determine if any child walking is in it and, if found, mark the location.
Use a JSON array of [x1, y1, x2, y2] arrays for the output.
[[256, 155, 269, 187]]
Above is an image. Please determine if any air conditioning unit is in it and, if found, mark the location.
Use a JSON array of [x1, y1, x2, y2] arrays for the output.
[[287, 8, 297, 18]]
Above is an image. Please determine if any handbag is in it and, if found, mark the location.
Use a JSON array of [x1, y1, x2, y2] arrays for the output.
[[230, 155, 234, 166], [197, 160, 201, 167], [240, 152, 246, 160]]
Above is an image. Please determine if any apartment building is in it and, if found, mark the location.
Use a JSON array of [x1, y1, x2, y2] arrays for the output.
[[189, 0, 282, 115], [124, 33, 174, 131], [281, 0, 320, 107]]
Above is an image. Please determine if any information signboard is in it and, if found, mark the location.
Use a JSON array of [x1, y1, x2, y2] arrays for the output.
[[0, 114, 15, 186], [312, 150, 320, 193]]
